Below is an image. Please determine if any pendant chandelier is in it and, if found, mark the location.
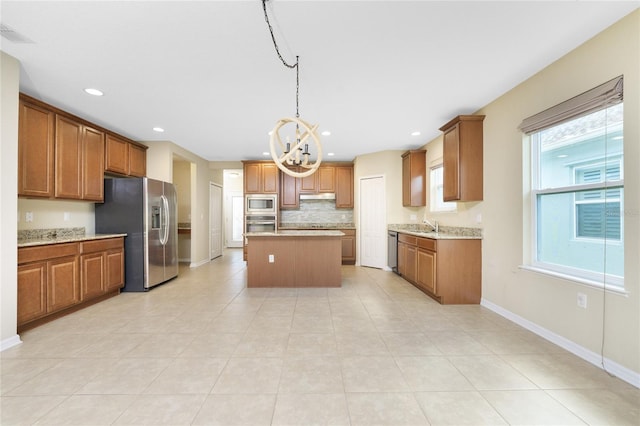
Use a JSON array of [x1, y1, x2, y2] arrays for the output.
[[262, 0, 322, 178]]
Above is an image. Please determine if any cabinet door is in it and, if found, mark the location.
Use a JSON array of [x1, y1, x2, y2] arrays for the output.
[[262, 163, 279, 193], [17, 262, 48, 325], [340, 229, 356, 264], [318, 166, 335, 192], [417, 249, 436, 294], [335, 166, 354, 208], [82, 126, 105, 201], [397, 242, 406, 277], [105, 134, 129, 174], [443, 125, 460, 201], [405, 245, 417, 283], [18, 100, 55, 197], [402, 150, 426, 207], [105, 248, 125, 291], [47, 255, 80, 313], [55, 115, 83, 199], [81, 252, 105, 300], [244, 163, 262, 193], [402, 153, 411, 206], [298, 172, 317, 193], [280, 169, 299, 209], [128, 143, 147, 177]]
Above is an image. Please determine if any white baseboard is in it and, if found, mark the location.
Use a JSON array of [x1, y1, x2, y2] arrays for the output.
[[1, 335, 22, 352], [481, 298, 640, 389], [190, 258, 210, 268]]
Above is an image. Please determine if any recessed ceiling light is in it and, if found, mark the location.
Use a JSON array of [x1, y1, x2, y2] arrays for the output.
[[411, 131, 421, 136], [268, 131, 273, 136], [327, 152, 335, 157], [84, 88, 103, 96], [262, 152, 270, 156], [153, 127, 165, 133], [321, 131, 331, 136]]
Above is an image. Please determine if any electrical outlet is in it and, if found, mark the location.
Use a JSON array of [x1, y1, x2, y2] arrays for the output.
[[268, 254, 274, 263], [25, 212, 34, 222], [577, 292, 588, 309], [63, 212, 70, 221]]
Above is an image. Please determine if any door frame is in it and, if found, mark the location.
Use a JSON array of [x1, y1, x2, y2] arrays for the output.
[[209, 182, 223, 260]]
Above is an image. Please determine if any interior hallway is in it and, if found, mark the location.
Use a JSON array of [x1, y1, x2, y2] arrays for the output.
[[2, 249, 638, 425]]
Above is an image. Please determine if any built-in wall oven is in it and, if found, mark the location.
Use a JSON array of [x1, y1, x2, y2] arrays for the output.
[[245, 194, 277, 215], [245, 214, 277, 233]]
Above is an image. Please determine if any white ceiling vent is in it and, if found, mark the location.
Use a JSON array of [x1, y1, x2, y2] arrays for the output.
[[1, 23, 34, 43]]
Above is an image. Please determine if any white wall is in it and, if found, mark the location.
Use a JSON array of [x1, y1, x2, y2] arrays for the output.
[[1, 52, 20, 349], [466, 11, 638, 382]]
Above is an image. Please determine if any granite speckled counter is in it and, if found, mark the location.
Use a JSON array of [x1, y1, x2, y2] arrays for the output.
[[246, 230, 344, 238], [279, 222, 355, 230], [388, 224, 482, 240], [18, 228, 127, 248]]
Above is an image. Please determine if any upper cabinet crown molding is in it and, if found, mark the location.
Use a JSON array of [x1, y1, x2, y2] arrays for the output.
[[439, 115, 485, 202]]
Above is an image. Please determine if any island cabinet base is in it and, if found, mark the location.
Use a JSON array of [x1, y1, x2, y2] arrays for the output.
[[247, 236, 342, 287]]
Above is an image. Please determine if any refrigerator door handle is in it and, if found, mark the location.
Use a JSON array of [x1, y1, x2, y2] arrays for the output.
[[160, 195, 170, 246]]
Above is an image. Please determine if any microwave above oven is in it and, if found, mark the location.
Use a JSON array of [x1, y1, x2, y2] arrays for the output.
[[245, 194, 277, 214]]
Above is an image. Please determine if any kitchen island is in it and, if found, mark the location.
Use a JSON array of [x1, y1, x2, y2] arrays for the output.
[[245, 230, 344, 288]]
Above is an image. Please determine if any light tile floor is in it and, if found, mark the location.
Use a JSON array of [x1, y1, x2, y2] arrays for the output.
[[2, 249, 638, 425]]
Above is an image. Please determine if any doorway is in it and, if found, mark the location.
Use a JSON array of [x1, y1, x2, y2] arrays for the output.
[[359, 175, 387, 268], [223, 169, 244, 248]]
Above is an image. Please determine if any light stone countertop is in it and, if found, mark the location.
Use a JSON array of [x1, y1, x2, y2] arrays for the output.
[[388, 224, 482, 240], [18, 233, 127, 248], [245, 230, 345, 237], [393, 229, 481, 240]]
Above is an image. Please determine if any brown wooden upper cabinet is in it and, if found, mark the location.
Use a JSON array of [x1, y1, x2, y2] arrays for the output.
[[243, 161, 279, 193], [54, 115, 104, 201], [335, 165, 354, 209], [105, 134, 148, 177], [279, 163, 353, 209], [18, 93, 146, 201], [440, 115, 485, 202], [402, 150, 426, 207], [18, 98, 55, 197]]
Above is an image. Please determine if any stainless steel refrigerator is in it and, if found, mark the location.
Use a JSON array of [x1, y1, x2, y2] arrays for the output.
[[95, 177, 178, 292]]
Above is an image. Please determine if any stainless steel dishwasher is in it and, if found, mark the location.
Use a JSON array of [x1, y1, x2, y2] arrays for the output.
[[388, 230, 399, 274]]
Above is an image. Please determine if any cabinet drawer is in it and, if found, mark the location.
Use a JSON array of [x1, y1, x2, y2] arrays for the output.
[[398, 233, 417, 246], [18, 243, 79, 264], [417, 237, 436, 251], [80, 237, 124, 254]]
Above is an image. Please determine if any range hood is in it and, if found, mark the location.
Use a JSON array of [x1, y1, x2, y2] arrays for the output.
[[300, 193, 336, 200]]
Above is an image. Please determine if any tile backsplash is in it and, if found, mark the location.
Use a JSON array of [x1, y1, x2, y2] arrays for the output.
[[280, 199, 353, 224]]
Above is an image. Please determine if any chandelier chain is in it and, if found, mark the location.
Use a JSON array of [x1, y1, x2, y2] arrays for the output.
[[262, 0, 300, 118]]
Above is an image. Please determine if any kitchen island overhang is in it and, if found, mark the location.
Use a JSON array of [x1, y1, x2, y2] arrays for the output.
[[245, 230, 344, 288]]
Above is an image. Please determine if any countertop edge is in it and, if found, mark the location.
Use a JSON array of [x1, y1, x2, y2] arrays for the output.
[[18, 233, 128, 248], [246, 230, 345, 237], [391, 229, 483, 240]]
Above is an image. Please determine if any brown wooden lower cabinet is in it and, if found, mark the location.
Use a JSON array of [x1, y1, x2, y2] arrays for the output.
[[17, 237, 124, 331], [339, 229, 356, 265], [397, 232, 481, 304]]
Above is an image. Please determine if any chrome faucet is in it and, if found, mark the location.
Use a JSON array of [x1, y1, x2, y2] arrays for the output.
[[423, 218, 439, 233]]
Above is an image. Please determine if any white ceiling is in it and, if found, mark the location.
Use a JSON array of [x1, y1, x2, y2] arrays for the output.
[[2, 1, 638, 162]]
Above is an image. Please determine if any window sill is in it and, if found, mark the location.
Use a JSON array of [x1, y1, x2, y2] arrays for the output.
[[518, 265, 627, 296]]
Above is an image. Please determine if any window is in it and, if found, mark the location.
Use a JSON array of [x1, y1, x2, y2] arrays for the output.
[[529, 101, 624, 288], [574, 161, 621, 240], [430, 165, 456, 212]]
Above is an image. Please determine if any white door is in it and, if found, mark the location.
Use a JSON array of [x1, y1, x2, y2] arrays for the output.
[[360, 175, 387, 268], [225, 191, 244, 248], [210, 183, 223, 259]]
